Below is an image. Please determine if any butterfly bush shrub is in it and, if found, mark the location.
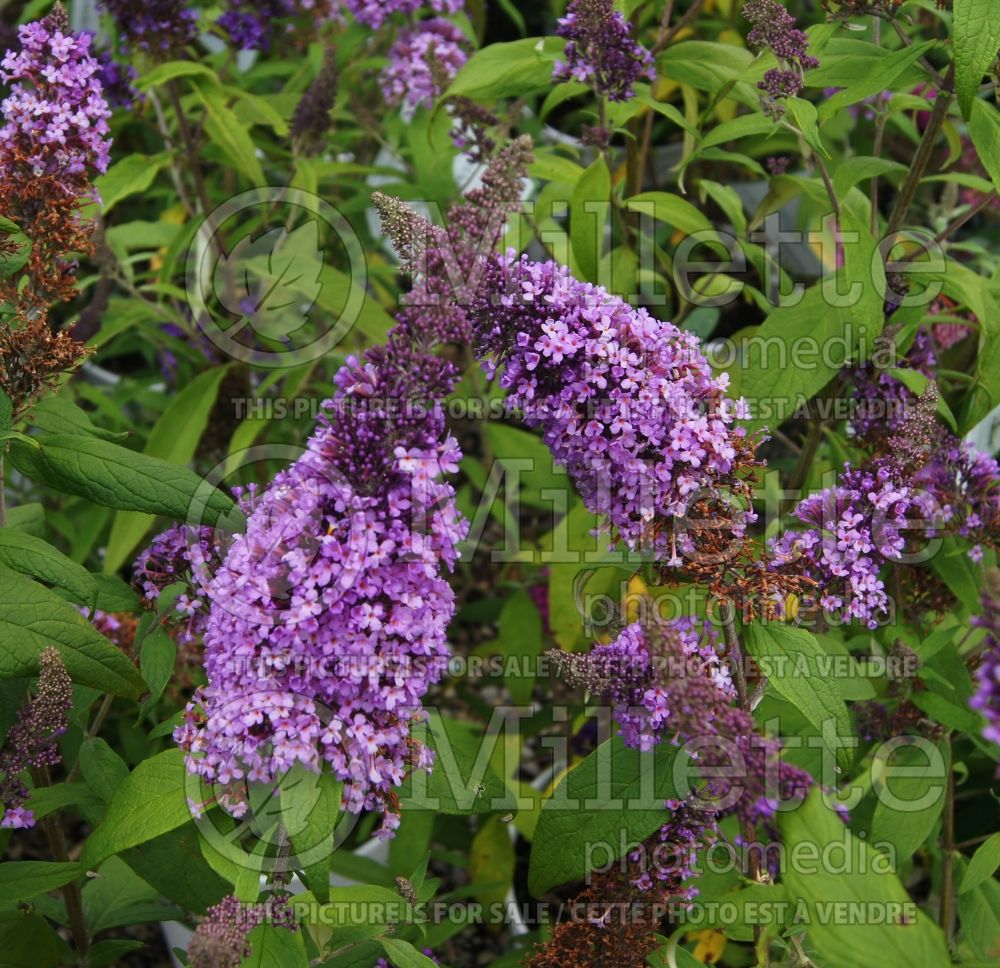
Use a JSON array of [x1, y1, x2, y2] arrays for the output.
[[0, 1, 998, 967]]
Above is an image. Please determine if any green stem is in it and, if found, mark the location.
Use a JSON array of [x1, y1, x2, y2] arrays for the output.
[[885, 65, 955, 239], [30, 765, 89, 958]]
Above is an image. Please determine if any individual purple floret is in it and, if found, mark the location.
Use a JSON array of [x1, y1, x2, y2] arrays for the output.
[[468, 252, 750, 558], [380, 19, 468, 112], [553, 0, 654, 102], [1, 648, 72, 830], [343, 0, 462, 29]]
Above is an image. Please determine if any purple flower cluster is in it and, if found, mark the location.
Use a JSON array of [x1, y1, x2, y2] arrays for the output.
[[971, 589, 1000, 761], [98, 0, 198, 56], [0, 10, 112, 185], [374, 135, 534, 347], [343, 0, 462, 29], [380, 19, 468, 112], [174, 343, 467, 833], [553, 0, 654, 102], [188, 894, 296, 968], [219, 0, 294, 51], [556, 617, 811, 832], [912, 435, 1000, 562], [850, 329, 936, 438], [629, 799, 718, 897], [742, 0, 819, 117], [93, 50, 139, 110], [770, 462, 918, 629], [1, 648, 72, 830], [134, 524, 223, 646], [468, 252, 749, 558]]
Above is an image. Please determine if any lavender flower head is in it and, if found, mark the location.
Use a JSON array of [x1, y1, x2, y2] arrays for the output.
[[343, 0, 462, 29], [553, 0, 654, 102], [971, 584, 1000, 762], [554, 616, 811, 832], [0, 8, 112, 185], [174, 347, 467, 834], [469, 252, 750, 558], [188, 894, 296, 968], [770, 462, 918, 629], [135, 524, 224, 646], [219, 0, 295, 52], [1, 648, 72, 829], [849, 329, 936, 439], [93, 49, 140, 110], [98, 0, 198, 56], [742, 0, 819, 117], [380, 19, 468, 112]]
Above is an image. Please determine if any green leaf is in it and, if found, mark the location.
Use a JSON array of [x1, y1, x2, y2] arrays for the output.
[[137, 627, 176, 717], [82, 749, 191, 869], [0, 911, 69, 967], [82, 856, 180, 934], [484, 423, 568, 510], [78, 738, 130, 804], [399, 713, 512, 815], [286, 768, 344, 904], [529, 738, 678, 896], [7, 434, 236, 525], [0, 570, 144, 698], [571, 156, 610, 283], [745, 623, 852, 773], [497, 589, 542, 705], [470, 815, 516, 909], [443, 38, 560, 101], [957, 862, 1000, 961], [954, 0, 1000, 119], [730, 285, 854, 433], [0, 529, 95, 603], [968, 99, 1000, 193], [833, 157, 907, 198], [193, 82, 266, 187], [25, 396, 127, 442], [120, 823, 231, 914], [379, 939, 438, 968], [779, 791, 950, 967], [137, 60, 219, 92], [869, 742, 947, 865], [0, 388, 10, 434], [817, 41, 934, 123], [85, 940, 145, 968], [104, 365, 230, 573], [657, 42, 755, 95], [0, 862, 81, 911], [961, 832, 1000, 894], [95, 154, 170, 215], [241, 925, 308, 967], [627, 190, 717, 238]]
